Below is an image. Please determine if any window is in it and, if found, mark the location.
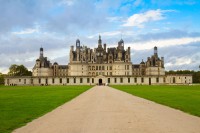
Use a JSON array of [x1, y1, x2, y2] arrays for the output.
[[67, 78, 69, 83], [108, 78, 110, 83], [96, 66, 98, 70], [92, 78, 94, 83], [110, 72, 112, 76], [46, 78, 48, 84], [156, 77, 159, 83], [24, 79, 26, 84], [74, 78, 76, 83], [120, 78, 123, 83], [39, 78, 41, 84], [163, 77, 166, 83], [115, 78, 117, 83], [128, 78, 130, 83], [19, 79, 21, 82], [102, 66, 104, 70], [80, 78, 83, 83], [134, 78, 137, 83], [99, 66, 101, 70], [173, 77, 175, 83], [60, 78, 62, 83], [31, 79, 33, 84], [52, 78, 54, 84], [87, 78, 90, 83], [127, 65, 129, 70], [141, 78, 144, 83], [110, 66, 112, 70]]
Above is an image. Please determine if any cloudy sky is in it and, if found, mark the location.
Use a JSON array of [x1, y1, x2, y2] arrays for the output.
[[0, 0, 200, 73]]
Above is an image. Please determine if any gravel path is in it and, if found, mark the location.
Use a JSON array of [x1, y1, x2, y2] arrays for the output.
[[13, 86, 200, 133]]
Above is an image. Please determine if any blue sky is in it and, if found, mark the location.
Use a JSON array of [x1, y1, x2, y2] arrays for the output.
[[0, 0, 200, 73]]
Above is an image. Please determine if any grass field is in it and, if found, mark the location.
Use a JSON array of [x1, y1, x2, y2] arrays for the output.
[[0, 85, 92, 133], [111, 85, 200, 117]]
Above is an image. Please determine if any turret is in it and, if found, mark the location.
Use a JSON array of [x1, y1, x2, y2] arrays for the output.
[[154, 46, 157, 56], [76, 39, 80, 49], [128, 47, 130, 53], [118, 39, 124, 46], [40, 47, 43, 58], [161, 57, 164, 67], [104, 43, 106, 51], [70, 46, 74, 51], [98, 35, 102, 47], [161, 57, 164, 62]]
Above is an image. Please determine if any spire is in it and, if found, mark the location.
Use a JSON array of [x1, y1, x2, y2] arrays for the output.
[[98, 34, 102, 47]]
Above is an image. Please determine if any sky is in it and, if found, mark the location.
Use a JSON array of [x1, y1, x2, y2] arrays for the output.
[[0, 0, 200, 73]]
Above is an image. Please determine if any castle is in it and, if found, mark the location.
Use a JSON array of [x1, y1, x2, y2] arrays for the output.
[[5, 36, 192, 85]]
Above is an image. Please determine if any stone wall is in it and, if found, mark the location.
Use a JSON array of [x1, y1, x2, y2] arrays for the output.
[[5, 75, 192, 86]]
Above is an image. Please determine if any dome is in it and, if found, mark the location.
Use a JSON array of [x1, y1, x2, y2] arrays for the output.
[[53, 62, 58, 65], [120, 39, 124, 43], [140, 59, 145, 64], [76, 39, 80, 43]]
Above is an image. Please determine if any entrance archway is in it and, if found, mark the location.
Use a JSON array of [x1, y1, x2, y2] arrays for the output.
[[149, 78, 151, 85], [99, 79, 102, 85]]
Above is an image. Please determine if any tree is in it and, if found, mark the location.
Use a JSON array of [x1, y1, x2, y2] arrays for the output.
[[8, 64, 32, 76], [0, 73, 4, 85]]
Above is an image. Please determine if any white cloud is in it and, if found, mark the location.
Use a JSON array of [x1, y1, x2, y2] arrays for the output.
[[106, 16, 124, 22], [130, 37, 200, 50], [12, 28, 39, 35], [122, 9, 174, 27], [88, 31, 121, 38], [166, 57, 192, 67]]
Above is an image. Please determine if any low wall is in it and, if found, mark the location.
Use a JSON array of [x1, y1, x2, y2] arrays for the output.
[[4, 75, 192, 86]]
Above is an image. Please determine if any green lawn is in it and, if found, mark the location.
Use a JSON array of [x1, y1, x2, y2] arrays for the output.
[[0, 85, 92, 133], [111, 85, 200, 117]]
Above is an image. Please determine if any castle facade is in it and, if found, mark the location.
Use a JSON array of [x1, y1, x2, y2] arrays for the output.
[[5, 36, 192, 86]]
